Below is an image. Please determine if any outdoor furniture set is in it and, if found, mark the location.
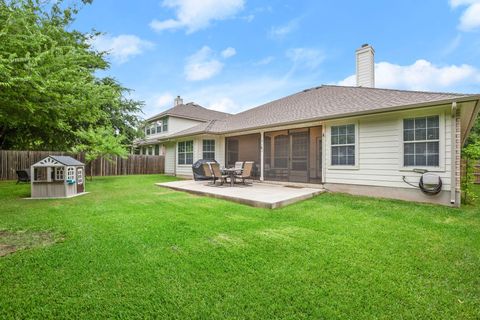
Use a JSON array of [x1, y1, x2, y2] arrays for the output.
[[202, 161, 255, 187]]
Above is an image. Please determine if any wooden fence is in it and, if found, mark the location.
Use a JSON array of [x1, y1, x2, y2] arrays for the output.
[[0, 150, 164, 180]]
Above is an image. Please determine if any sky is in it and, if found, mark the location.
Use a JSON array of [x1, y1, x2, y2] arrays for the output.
[[72, 0, 480, 118]]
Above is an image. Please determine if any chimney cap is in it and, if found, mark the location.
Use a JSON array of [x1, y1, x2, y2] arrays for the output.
[[361, 43, 370, 48]]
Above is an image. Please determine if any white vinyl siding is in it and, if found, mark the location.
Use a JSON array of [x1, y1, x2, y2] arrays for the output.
[[325, 106, 452, 191]]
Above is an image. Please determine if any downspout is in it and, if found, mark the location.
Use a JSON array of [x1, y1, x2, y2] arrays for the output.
[[450, 101, 457, 205], [260, 131, 264, 181]]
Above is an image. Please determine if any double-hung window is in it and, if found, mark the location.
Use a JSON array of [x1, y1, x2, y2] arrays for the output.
[[156, 121, 162, 133], [178, 141, 193, 165], [331, 124, 355, 166], [202, 140, 215, 160], [162, 118, 168, 132], [403, 116, 439, 167]]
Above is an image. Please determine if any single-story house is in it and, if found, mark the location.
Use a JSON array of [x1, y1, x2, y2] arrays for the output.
[[139, 44, 480, 206]]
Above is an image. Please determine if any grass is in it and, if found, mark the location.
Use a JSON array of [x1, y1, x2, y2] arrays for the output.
[[0, 175, 479, 319]]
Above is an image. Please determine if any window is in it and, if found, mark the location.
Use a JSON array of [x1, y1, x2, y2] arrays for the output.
[[77, 168, 83, 183], [55, 167, 64, 180], [155, 144, 160, 156], [156, 121, 162, 133], [162, 118, 168, 132], [403, 116, 439, 167], [178, 140, 193, 165], [331, 124, 355, 166], [146, 127, 151, 135], [203, 140, 215, 160], [67, 167, 75, 181], [148, 146, 153, 155]]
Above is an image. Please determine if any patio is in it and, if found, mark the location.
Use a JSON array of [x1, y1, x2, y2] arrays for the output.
[[156, 180, 324, 209]]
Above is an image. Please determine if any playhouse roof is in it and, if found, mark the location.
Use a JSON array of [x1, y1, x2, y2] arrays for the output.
[[32, 155, 84, 167]]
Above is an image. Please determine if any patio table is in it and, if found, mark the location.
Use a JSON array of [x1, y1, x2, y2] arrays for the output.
[[222, 168, 241, 187]]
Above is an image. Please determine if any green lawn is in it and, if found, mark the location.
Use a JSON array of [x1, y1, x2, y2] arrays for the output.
[[1, 175, 479, 319]]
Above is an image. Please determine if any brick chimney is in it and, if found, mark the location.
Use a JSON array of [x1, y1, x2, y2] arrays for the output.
[[174, 95, 183, 106], [356, 44, 375, 88]]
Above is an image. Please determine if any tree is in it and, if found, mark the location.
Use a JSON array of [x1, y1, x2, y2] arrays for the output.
[[72, 127, 128, 180], [0, 0, 143, 150], [462, 115, 480, 204]]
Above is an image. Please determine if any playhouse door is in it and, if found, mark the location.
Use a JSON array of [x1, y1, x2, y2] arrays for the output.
[[76, 168, 84, 193]]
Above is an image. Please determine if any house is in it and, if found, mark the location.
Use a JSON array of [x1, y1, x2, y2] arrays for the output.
[[135, 96, 231, 156], [150, 44, 480, 206]]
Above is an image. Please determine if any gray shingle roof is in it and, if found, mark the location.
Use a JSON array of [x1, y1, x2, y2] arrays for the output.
[[166, 85, 478, 139], [147, 102, 230, 122], [50, 155, 84, 166]]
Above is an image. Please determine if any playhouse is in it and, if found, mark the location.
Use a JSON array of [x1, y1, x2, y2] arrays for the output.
[[30, 155, 86, 198]]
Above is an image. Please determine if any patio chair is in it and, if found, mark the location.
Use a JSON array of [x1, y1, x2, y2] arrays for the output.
[[202, 163, 215, 185], [234, 161, 244, 174], [16, 170, 30, 184], [234, 161, 254, 185], [210, 163, 229, 186]]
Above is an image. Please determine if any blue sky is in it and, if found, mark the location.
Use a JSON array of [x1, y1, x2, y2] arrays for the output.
[[72, 0, 480, 118]]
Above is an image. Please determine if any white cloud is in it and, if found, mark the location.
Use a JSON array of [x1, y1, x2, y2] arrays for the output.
[[91, 34, 154, 64], [269, 19, 299, 39], [209, 97, 239, 112], [450, 0, 480, 31], [221, 47, 237, 58], [286, 48, 325, 70], [184, 46, 224, 81], [337, 59, 480, 91], [150, 0, 245, 34], [154, 93, 174, 108], [254, 56, 275, 66]]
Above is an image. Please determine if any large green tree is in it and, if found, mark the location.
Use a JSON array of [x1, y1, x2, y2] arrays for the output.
[[0, 0, 143, 150]]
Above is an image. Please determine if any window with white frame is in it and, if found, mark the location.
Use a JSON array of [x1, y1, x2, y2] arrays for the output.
[[403, 116, 439, 167], [178, 141, 193, 165], [162, 118, 168, 132], [67, 167, 75, 180], [156, 121, 162, 133], [202, 140, 215, 160], [55, 167, 64, 180], [145, 126, 151, 135], [331, 124, 355, 166]]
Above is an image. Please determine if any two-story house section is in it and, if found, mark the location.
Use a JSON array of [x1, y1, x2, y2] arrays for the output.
[[135, 96, 231, 157]]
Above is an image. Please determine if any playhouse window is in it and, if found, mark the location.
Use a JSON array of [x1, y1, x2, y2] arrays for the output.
[[55, 167, 64, 180], [67, 167, 75, 180]]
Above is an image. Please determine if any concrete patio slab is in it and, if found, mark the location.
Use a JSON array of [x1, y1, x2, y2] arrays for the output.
[[156, 180, 324, 209]]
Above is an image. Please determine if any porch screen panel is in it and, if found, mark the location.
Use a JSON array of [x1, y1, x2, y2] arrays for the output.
[[225, 134, 260, 178]]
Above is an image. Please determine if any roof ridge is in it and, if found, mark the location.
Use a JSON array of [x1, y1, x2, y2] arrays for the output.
[[322, 84, 475, 96]]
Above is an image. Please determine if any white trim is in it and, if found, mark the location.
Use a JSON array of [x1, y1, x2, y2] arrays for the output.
[[450, 102, 457, 205]]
